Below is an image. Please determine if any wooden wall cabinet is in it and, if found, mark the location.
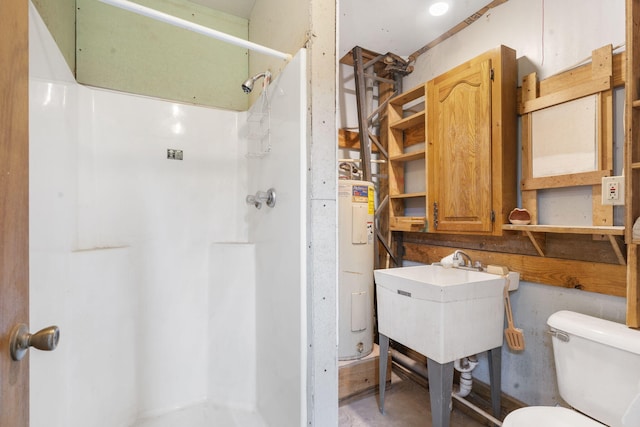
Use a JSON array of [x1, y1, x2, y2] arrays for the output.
[[387, 46, 516, 236], [426, 45, 517, 235]]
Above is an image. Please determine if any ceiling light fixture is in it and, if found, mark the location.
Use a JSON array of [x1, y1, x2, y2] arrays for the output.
[[429, 2, 449, 16]]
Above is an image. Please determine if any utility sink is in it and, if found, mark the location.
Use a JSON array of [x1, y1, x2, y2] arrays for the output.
[[374, 264, 506, 364]]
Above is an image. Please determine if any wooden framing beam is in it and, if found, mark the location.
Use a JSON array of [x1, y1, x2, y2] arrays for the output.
[[408, 0, 510, 61], [521, 170, 611, 191], [403, 243, 626, 297], [519, 45, 615, 231], [338, 129, 379, 152], [519, 76, 611, 114]]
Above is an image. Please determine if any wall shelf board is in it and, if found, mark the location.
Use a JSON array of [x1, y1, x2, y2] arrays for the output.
[[390, 216, 426, 232], [502, 224, 625, 264], [389, 111, 425, 130], [502, 224, 624, 235], [390, 84, 425, 106], [390, 192, 427, 199], [390, 150, 426, 162]]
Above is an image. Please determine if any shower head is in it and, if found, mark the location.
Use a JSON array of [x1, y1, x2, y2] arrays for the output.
[[241, 71, 271, 94], [241, 78, 255, 94]]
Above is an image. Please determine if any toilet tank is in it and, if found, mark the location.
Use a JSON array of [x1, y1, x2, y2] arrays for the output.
[[549, 311, 640, 427]]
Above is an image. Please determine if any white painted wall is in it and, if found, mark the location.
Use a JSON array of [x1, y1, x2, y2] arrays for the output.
[[249, 0, 309, 91], [338, 0, 627, 408], [405, 0, 625, 84], [30, 4, 309, 426]]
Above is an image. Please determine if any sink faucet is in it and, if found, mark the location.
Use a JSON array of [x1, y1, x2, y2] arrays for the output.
[[453, 250, 473, 268]]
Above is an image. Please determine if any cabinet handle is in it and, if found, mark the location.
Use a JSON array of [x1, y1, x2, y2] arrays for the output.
[[433, 202, 439, 229]]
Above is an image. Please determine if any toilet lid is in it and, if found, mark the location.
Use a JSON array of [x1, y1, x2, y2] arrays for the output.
[[503, 406, 605, 427]]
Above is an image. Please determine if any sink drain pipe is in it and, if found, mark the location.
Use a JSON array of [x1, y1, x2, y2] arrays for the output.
[[453, 356, 478, 397], [390, 349, 503, 426]]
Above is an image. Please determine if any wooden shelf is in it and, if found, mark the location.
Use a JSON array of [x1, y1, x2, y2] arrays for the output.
[[387, 84, 427, 241], [388, 84, 427, 241], [389, 84, 425, 106], [502, 224, 624, 235], [390, 216, 426, 232], [389, 111, 425, 130], [633, 99, 640, 108], [389, 150, 425, 162], [502, 224, 625, 264], [390, 192, 427, 199]]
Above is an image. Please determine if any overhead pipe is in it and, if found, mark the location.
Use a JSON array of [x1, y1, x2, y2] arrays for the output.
[[98, 0, 292, 61], [391, 348, 428, 378]]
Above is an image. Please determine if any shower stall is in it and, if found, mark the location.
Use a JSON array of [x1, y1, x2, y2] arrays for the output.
[[29, 4, 307, 426]]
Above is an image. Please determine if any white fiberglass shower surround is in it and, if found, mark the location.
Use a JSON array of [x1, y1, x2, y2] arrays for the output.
[[29, 4, 307, 427]]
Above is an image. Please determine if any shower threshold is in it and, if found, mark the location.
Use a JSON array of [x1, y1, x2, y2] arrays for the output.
[[132, 402, 267, 427]]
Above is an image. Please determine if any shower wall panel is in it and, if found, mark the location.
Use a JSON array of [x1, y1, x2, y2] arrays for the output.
[[208, 243, 257, 409], [73, 85, 243, 418], [245, 49, 307, 427], [29, 5, 258, 426]]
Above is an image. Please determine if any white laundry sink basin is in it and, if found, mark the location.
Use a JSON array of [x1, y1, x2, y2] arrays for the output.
[[374, 265, 506, 364]]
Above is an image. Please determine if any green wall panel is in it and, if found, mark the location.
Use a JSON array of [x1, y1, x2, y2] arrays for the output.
[[32, 0, 77, 73], [77, 0, 249, 110]]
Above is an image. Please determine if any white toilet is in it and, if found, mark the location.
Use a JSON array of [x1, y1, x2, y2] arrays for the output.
[[503, 310, 640, 427]]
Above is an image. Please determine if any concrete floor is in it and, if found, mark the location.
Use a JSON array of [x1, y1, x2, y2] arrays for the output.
[[339, 366, 487, 427]]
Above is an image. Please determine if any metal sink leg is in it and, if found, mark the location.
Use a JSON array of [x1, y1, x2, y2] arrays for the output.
[[378, 334, 389, 414], [427, 357, 454, 427], [488, 346, 502, 426]]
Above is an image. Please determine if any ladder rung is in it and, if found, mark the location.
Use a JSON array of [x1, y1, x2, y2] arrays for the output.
[[363, 73, 397, 85], [363, 54, 387, 70]]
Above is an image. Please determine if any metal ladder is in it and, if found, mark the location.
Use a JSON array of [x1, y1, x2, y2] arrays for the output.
[[349, 46, 413, 268]]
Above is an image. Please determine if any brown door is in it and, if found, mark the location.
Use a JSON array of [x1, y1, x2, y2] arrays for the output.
[[0, 0, 30, 426]]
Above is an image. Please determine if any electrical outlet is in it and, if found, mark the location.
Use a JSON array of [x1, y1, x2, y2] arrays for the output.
[[602, 176, 625, 206]]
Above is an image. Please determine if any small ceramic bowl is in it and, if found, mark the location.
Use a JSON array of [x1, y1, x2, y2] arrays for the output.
[[508, 208, 531, 225]]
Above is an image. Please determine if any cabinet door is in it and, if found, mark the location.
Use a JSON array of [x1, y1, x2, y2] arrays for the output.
[[428, 58, 492, 233]]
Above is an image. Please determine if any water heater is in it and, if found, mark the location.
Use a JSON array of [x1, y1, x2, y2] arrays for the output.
[[338, 179, 374, 360]]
